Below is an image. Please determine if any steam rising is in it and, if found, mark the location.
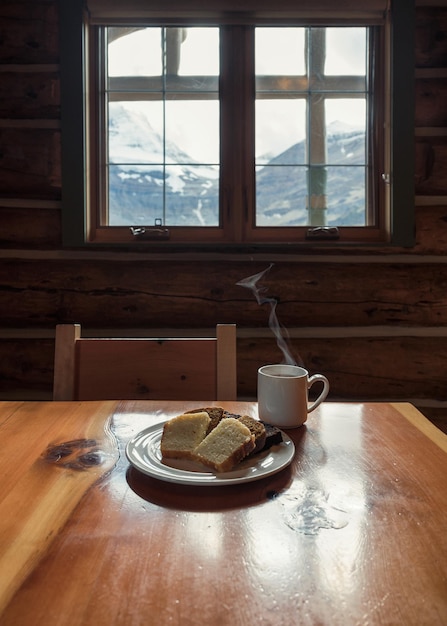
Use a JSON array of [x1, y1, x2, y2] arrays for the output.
[[237, 264, 300, 366]]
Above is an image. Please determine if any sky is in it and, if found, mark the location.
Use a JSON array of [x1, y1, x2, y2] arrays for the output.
[[108, 27, 366, 162]]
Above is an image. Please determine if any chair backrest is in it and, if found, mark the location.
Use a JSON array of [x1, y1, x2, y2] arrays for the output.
[[53, 324, 237, 401]]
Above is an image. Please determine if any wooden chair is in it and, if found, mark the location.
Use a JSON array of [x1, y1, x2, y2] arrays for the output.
[[53, 324, 237, 401]]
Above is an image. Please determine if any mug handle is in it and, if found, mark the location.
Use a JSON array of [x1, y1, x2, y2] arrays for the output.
[[307, 374, 330, 413]]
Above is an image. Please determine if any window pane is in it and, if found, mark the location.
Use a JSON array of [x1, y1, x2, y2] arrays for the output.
[[325, 166, 366, 226], [108, 27, 220, 78], [255, 26, 370, 229], [177, 28, 219, 76], [256, 28, 305, 75], [165, 101, 219, 164], [107, 101, 219, 226], [108, 28, 162, 77], [165, 165, 219, 226], [256, 99, 306, 165], [105, 27, 220, 227], [108, 102, 164, 164], [256, 166, 308, 226], [325, 28, 366, 76], [108, 161, 219, 227], [108, 164, 164, 225], [326, 99, 366, 166]]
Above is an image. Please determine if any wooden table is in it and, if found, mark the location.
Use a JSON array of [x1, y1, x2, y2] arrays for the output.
[[1, 400, 446, 625]]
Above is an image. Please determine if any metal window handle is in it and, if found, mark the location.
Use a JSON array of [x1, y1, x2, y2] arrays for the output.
[[306, 226, 339, 240], [129, 226, 170, 239]]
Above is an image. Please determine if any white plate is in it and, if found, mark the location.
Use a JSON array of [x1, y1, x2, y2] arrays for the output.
[[126, 421, 295, 486]]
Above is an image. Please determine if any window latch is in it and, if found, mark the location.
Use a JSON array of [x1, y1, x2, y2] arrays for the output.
[[129, 226, 170, 240], [306, 226, 339, 240]]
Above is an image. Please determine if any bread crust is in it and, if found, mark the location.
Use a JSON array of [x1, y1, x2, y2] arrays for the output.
[[237, 415, 266, 454], [185, 406, 225, 432]]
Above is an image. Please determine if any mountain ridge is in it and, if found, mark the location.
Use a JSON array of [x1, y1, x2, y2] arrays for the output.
[[108, 104, 366, 227]]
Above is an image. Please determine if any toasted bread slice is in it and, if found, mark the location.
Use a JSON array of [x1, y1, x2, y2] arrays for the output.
[[261, 421, 284, 450], [237, 415, 266, 454]]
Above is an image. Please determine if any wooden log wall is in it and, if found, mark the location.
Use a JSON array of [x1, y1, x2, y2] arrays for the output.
[[1, 0, 447, 433]]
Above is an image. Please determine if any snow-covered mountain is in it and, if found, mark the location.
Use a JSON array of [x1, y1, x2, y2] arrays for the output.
[[108, 104, 219, 226], [108, 104, 366, 227]]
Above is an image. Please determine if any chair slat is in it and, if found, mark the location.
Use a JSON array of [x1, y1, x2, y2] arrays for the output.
[[53, 324, 81, 401]]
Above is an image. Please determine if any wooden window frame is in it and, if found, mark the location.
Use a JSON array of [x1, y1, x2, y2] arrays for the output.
[[59, 0, 415, 251]]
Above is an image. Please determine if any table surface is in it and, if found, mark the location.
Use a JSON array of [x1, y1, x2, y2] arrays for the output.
[[0, 400, 446, 626]]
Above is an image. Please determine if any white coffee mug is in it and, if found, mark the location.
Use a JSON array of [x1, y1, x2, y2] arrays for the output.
[[257, 364, 330, 428]]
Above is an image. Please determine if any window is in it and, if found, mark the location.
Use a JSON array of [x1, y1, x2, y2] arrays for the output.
[[60, 0, 415, 249]]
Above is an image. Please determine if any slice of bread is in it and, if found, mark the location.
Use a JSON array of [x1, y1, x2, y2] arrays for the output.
[[160, 412, 210, 460], [185, 406, 225, 432], [261, 421, 283, 449], [193, 418, 255, 472], [237, 415, 266, 454]]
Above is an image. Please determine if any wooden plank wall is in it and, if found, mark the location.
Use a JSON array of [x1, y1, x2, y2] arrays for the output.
[[1, 1, 447, 433]]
